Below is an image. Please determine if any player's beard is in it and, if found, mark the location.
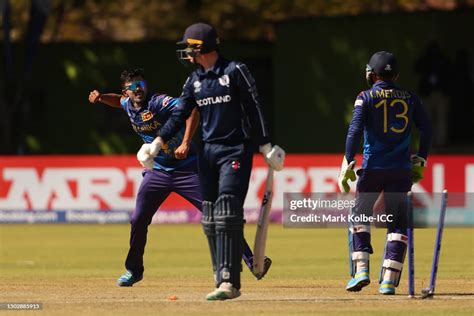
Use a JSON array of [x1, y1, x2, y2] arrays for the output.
[[132, 91, 146, 107]]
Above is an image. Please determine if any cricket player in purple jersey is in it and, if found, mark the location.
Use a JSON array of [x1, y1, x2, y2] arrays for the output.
[[88, 68, 269, 287], [135, 23, 285, 300], [338, 51, 433, 295]]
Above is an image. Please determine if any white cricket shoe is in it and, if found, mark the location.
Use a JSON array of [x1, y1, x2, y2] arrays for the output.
[[206, 282, 241, 301]]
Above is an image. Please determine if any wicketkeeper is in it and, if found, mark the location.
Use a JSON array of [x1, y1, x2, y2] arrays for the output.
[[338, 51, 433, 295], [137, 23, 285, 300]]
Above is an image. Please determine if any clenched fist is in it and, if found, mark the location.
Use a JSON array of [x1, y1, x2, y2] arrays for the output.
[[174, 143, 190, 159], [89, 90, 102, 104]]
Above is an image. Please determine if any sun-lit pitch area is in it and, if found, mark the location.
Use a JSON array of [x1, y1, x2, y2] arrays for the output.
[[0, 224, 473, 315]]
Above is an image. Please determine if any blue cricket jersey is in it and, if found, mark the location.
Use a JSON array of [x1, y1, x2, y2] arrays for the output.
[[345, 80, 432, 169], [121, 94, 197, 171], [159, 57, 270, 146]]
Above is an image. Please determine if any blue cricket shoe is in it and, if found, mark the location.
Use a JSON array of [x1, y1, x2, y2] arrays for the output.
[[379, 280, 396, 295], [345, 268, 370, 292], [117, 270, 143, 287]]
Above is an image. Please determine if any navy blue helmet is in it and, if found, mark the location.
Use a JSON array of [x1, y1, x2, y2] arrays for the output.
[[176, 23, 220, 66], [366, 51, 399, 86]]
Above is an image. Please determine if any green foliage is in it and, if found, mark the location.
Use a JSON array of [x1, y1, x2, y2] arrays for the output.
[[3, 0, 471, 42], [2, 3, 473, 154], [274, 10, 474, 152]]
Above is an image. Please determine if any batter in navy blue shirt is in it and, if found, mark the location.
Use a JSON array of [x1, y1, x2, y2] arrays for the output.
[[136, 23, 286, 300], [160, 56, 270, 145]]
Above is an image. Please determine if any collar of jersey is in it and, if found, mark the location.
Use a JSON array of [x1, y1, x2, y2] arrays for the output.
[[196, 56, 226, 76], [373, 80, 396, 89], [127, 95, 151, 113]]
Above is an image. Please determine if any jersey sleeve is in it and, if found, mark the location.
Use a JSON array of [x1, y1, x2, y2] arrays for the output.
[[412, 96, 433, 160], [344, 92, 367, 162], [149, 94, 179, 118], [120, 97, 129, 110], [234, 63, 271, 145], [158, 76, 197, 142]]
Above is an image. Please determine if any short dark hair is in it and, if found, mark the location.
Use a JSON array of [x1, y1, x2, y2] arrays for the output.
[[120, 68, 145, 85]]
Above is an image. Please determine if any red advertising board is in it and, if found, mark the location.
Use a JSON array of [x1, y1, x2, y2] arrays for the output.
[[0, 155, 472, 223]]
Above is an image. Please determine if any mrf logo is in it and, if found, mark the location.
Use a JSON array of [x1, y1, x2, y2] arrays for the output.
[[141, 111, 153, 122], [231, 160, 240, 170]]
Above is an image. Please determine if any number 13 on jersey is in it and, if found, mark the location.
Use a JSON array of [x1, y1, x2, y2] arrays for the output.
[[375, 98, 409, 133]]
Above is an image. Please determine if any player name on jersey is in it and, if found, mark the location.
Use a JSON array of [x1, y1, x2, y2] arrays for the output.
[[369, 89, 411, 99]]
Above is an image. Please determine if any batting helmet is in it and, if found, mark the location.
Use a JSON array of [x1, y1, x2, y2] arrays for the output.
[[176, 23, 220, 66]]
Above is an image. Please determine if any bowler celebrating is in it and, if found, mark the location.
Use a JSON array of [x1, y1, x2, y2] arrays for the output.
[[136, 23, 285, 300], [339, 51, 432, 295]]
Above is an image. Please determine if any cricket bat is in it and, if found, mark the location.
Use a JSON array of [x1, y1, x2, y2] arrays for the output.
[[253, 167, 274, 276]]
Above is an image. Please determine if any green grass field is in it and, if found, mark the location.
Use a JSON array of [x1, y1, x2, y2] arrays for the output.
[[0, 224, 473, 315]]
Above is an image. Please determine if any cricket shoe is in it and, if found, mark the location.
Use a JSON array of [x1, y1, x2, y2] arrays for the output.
[[117, 270, 143, 287], [379, 280, 396, 295], [345, 268, 370, 292], [206, 282, 241, 301]]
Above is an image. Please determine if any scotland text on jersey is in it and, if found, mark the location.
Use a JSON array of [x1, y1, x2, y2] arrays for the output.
[[196, 95, 232, 106]]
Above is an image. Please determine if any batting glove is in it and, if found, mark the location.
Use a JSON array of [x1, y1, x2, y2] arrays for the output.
[[338, 157, 356, 193], [411, 154, 427, 183], [260, 143, 285, 171]]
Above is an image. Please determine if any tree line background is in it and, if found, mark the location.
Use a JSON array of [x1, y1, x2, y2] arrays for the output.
[[1, 0, 473, 154], [3, 0, 471, 42]]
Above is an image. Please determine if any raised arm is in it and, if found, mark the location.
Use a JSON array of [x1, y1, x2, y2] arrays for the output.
[[88, 90, 122, 108]]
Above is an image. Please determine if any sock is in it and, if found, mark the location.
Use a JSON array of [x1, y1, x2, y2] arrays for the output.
[[383, 269, 399, 282], [356, 259, 369, 272]]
